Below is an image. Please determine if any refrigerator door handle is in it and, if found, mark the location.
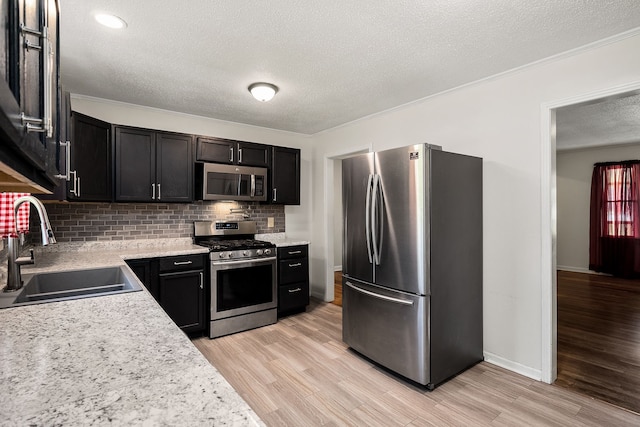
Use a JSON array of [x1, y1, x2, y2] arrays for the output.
[[365, 173, 374, 264], [345, 281, 413, 306], [371, 174, 382, 265]]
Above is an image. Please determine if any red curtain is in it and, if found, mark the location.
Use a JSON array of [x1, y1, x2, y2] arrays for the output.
[[589, 161, 640, 278]]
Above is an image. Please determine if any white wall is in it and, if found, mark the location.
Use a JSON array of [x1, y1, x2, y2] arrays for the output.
[[333, 159, 343, 269], [70, 95, 313, 241], [309, 32, 640, 380], [557, 143, 640, 272]]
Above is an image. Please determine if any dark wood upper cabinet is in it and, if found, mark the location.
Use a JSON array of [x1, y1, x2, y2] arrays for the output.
[[114, 127, 155, 202], [195, 137, 235, 164], [0, 0, 61, 193], [271, 146, 301, 205], [196, 136, 270, 168], [115, 126, 193, 203], [237, 141, 270, 168], [156, 132, 193, 202], [67, 112, 112, 201]]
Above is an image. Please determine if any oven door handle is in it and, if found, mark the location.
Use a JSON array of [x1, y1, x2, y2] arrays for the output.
[[211, 256, 276, 267]]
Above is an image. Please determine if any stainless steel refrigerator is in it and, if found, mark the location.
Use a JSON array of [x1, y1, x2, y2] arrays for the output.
[[342, 144, 483, 389]]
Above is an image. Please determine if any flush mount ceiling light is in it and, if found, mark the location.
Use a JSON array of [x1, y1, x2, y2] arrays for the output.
[[248, 83, 278, 102], [95, 13, 127, 29]]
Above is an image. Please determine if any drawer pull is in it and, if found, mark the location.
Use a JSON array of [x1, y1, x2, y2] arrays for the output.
[[173, 261, 193, 266], [288, 288, 302, 293], [288, 262, 302, 268], [288, 250, 302, 255]]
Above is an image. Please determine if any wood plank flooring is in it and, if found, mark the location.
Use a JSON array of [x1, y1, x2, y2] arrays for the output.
[[193, 299, 640, 426], [556, 270, 640, 414], [333, 271, 342, 307]]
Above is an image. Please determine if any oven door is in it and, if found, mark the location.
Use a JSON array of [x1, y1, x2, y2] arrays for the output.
[[210, 256, 277, 320]]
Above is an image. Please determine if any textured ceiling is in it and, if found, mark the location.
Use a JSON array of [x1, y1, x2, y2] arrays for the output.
[[556, 92, 640, 150], [59, 0, 640, 135]]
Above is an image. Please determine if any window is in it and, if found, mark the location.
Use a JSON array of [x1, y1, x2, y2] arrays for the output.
[[604, 166, 636, 237], [589, 160, 640, 278]]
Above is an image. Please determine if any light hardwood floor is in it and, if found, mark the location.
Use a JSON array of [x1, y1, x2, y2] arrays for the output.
[[556, 270, 640, 414], [193, 299, 640, 426]]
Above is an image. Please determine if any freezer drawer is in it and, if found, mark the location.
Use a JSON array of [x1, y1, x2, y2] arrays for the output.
[[342, 278, 429, 385]]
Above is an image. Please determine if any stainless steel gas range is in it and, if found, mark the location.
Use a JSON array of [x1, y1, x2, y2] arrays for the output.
[[194, 221, 277, 338]]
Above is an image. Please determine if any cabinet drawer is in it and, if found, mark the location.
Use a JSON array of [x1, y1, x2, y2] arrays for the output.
[[277, 245, 308, 260], [278, 282, 309, 313], [278, 258, 308, 285], [159, 254, 204, 273]]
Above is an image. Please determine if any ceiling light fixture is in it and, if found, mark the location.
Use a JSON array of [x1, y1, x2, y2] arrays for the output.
[[248, 83, 278, 102], [95, 13, 127, 29]]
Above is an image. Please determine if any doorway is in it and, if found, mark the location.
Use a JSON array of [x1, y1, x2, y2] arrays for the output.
[[323, 146, 370, 307], [546, 85, 640, 413]]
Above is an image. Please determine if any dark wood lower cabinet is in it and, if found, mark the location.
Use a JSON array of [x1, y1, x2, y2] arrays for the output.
[[159, 270, 205, 333], [126, 254, 206, 334], [125, 259, 156, 300], [277, 244, 309, 316]]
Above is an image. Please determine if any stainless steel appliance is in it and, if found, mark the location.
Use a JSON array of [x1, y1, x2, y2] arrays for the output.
[[342, 144, 483, 389], [195, 163, 267, 201], [194, 221, 277, 338]]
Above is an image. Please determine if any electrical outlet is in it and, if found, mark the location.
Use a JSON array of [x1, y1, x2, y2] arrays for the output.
[[267, 217, 275, 228]]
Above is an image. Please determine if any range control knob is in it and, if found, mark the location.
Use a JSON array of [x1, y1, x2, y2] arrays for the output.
[[256, 249, 264, 255], [228, 252, 234, 258], [219, 252, 226, 258], [264, 249, 272, 255], [243, 250, 249, 256]]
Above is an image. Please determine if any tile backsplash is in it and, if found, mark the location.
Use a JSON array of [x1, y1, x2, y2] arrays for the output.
[[29, 201, 285, 243]]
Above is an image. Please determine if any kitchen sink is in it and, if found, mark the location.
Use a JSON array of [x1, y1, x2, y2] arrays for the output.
[[0, 266, 143, 309]]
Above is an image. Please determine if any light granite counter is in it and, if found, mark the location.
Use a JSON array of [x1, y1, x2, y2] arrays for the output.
[[256, 233, 309, 248], [0, 239, 263, 426]]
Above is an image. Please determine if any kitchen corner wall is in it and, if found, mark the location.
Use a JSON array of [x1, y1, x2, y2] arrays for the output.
[[33, 201, 285, 243]]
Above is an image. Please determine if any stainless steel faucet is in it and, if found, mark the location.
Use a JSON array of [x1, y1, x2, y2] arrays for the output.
[[5, 196, 57, 291]]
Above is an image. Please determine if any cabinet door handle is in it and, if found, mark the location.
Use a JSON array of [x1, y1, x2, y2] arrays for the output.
[[229, 147, 234, 163], [69, 170, 78, 197], [273, 188, 277, 202], [54, 141, 71, 180], [288, 250, 302, 255], [77, 176, 81, 198], [238, 148, 243, 163], [288, 288, 302, 293], [43, 27, 54, 138], [200, 272, 204, 290], [152, 183, 156, 200], [20, 16, 53, 137], [24, 39, 42, 50], [173, 261, 193, 266], [288, 262, 302, 268], [157, 183, 161, 200]]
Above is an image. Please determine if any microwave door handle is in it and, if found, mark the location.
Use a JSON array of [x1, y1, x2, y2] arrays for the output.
[[251, 174, 256, 197]]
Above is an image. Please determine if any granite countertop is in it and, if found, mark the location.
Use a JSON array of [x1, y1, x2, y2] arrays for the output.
[[0, 239, 263, 426], [256, 233, 310, 248]]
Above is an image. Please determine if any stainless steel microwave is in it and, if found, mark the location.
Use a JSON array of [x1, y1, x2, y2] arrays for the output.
[[196, 163, 268, 201]]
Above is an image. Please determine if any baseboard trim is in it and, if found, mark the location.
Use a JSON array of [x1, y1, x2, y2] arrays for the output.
[[557, 265, 609, 275], [334, 265, 342, 272], [483, 351, 542, 381]]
